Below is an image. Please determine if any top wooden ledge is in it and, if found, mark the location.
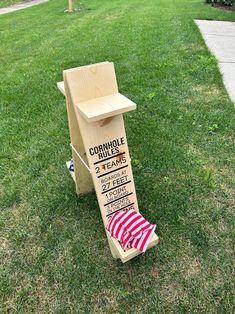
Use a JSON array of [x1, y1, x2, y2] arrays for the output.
[[57, 82, 136, 123], [57, 62, 137, 122], [76, 93, 136, 122]]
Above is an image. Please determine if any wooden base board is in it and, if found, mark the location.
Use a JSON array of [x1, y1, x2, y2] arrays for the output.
[[109, 233, 159, 263]]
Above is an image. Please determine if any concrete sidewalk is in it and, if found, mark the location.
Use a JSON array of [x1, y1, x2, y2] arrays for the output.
[[195, 19, 235, 103], [0, 0, 48, 15]]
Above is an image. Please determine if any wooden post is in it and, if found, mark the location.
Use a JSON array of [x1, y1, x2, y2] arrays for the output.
[[68, 0, 75, 12], [57, 62, 159, 262]]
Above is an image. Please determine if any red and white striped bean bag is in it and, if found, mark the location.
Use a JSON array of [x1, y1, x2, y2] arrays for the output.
[[106, 209, 156, 253]]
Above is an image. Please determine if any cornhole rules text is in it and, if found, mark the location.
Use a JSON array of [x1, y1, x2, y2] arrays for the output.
[[89, 137, 135, 217]]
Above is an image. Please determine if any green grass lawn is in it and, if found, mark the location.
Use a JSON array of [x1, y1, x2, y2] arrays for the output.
[[0, 0, 234, 312]]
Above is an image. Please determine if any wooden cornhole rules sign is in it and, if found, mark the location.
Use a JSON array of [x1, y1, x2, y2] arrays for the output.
[[57, 61, 158, 262], [86, 120, 138, 223]]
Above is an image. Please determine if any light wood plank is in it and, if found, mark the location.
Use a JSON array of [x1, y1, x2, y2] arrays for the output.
[[63, 61, 118, 103], [57, 81, 65, 96], [76, 113, 139, 227], [75, 93, 136, 123], [63, 75, 94, 195], [109, 233, 159, 263]]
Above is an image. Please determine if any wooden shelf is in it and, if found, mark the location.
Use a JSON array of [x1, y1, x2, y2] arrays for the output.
[[109, 233, 159, 263], [75, 93, 136, 123], [57, 80, 136, 123]]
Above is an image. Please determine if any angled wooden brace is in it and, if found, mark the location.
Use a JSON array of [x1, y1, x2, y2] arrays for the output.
[[57, 62, 159, 262]]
